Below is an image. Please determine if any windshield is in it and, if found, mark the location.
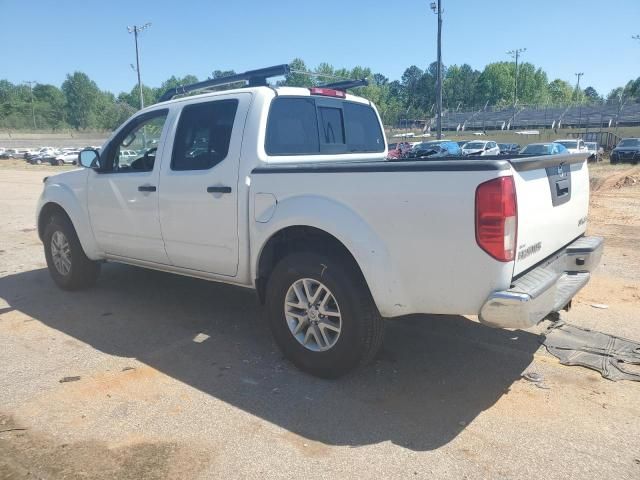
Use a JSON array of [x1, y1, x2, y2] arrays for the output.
[[618, 139, 640, 148], [521, 144, 552, 155], [555, 141, 577, 149], [585, 143, 597, 150], [464, 142, 485, 149]]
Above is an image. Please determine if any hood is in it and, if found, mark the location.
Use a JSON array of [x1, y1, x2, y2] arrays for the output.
[[613, 147, 640, 152], [463, 149, 484, 155]]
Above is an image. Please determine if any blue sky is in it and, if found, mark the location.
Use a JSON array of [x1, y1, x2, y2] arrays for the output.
[[2, 0, 638, 97]]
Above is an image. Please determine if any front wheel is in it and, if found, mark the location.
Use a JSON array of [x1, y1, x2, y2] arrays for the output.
[[265, 252, 384, 378], [43, 215, 101, 290]]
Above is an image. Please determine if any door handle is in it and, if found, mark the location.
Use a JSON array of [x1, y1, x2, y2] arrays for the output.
[[138, 185, 157, 192], [207, 186, 232, 194]]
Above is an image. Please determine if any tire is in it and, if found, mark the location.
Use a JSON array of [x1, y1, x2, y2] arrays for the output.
[[43, 214, 101, 290], [265, 252, 384, 378], [57, 159, 64, 166]]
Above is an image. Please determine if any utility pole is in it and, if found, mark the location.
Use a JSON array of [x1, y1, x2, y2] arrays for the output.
[[127, 23, 152, 109], [23, 80, 37, 129], [507, 48, 526, 107], [574, 72, 584, 100], [430, 1, 443, 139]]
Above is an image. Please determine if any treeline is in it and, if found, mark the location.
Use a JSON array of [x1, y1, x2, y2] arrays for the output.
[[1, 58, 639, 131]]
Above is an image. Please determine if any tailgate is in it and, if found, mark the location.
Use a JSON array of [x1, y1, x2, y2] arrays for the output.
[[510, 153, 590, 276]]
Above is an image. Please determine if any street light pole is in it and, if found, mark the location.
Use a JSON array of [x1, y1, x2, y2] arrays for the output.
[[507, 48, 526, 107], [127, 23, 152, 109], [23, 80, 37, 130], [430, 1, 443, 140]]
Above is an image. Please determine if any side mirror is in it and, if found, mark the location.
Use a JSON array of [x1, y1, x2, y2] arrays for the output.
[[79, 148, 100, 169]]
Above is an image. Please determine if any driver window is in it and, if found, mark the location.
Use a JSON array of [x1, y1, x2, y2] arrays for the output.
[[108, 111, 168, 173]]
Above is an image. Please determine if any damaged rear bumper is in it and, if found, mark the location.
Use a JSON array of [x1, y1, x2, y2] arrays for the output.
[[479, 236, 604, 329]]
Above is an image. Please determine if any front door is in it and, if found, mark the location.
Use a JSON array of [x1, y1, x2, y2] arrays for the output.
[[158, 93, 251, 276], [88, 109, 171, 264]]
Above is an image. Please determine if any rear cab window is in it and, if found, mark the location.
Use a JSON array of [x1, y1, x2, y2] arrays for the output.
[[265, 96, 384, 157]]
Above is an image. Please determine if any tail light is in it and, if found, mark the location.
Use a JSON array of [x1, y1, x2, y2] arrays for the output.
[[475, 176, 517, 262]]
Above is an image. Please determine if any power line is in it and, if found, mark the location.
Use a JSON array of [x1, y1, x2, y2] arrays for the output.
[[127, 23, 152, 109]]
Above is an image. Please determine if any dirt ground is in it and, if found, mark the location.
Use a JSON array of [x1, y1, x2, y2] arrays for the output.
[[0, 162, 639, 479]]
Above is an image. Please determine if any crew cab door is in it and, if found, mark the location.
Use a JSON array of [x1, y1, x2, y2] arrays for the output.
[[87, 109, 171, 264], [158, 93, 251, 276]]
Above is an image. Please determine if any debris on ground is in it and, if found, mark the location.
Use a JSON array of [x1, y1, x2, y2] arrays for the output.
[[58, 376, 81, 383], [614, 175, 638, 189], [521, 371, 550, 389], [590, 303, 609, 309], [543, 322, 640, 382]]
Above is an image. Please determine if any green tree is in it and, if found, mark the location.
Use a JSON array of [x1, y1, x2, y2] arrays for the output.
[[583, 86, 601, 104], [282, 58, 314, 87], [548, 79, 573, 104], [475, 62, 514, 106], [61, 72, 101, 129]]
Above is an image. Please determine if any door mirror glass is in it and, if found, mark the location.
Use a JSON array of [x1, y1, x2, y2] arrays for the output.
[[79, 149, 100, 169]]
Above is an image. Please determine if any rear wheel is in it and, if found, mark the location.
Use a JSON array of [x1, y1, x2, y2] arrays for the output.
[[57, 159, 64, 166], [43, 214, 100, 290], [265, 252, 384, 378]]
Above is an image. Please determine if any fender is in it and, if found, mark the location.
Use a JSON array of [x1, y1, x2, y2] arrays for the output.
[[251, 194, 413, 317], [37, 171, 102, 260]]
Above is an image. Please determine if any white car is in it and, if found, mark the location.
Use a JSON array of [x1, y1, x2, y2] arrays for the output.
[[462, 140, 500, 156], [52, 151, 80, 166], [553, 139, 587, 154], [36, 66, 602, 378]]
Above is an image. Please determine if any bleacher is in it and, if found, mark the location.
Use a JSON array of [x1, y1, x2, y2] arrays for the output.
[[420, 101, 640, 131]]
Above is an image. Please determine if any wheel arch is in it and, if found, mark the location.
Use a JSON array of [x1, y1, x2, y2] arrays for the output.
[[251, 193, 410, 317], [37, 182, 101, 260]]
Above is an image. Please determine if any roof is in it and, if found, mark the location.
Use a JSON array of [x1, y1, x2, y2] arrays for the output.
[[150, 85, 370, 111]]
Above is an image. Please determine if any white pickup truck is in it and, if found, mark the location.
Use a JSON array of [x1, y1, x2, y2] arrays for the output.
[[36, 66, 603, 378]]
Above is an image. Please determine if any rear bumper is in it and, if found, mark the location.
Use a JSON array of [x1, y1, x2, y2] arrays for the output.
[[479, 236, 604, 329]]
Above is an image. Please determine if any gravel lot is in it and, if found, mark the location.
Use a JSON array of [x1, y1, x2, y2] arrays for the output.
[[1, 163, 639, 479]]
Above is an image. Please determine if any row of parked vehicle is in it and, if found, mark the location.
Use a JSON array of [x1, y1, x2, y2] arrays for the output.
[[386, 138, 604, 162], [0, 146, 101, 166]]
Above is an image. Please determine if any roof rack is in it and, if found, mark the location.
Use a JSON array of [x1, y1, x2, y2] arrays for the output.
[[319, 79, 369, 91], [158, 64, 291, 102]]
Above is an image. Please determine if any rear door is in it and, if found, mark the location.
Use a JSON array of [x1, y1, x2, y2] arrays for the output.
[[510, 153, 590, 276], [158, 93, 251, 276]]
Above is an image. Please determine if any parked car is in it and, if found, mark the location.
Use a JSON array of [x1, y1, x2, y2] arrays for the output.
[[36, 68, 603, 378], [26, 147, 55, 160], [520, 143, 568, 156], [386, 142, 412, 159], [553, 139, 587, 154], [28, 154, 47, 164], [404, 140, 462, 159], [462, 140, 500, 156], [610, 138, 640, 165], [498, 143, 520, 155], [0, 149, 19, 159], [584, 142, 601, 162], [51, 150, 80, 166]]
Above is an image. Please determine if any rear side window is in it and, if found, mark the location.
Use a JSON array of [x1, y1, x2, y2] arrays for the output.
[[265, 98, 319, 155], [266, 97, 384, 156], [343, 102, 384, 153], [171, 99, 238, 171]]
